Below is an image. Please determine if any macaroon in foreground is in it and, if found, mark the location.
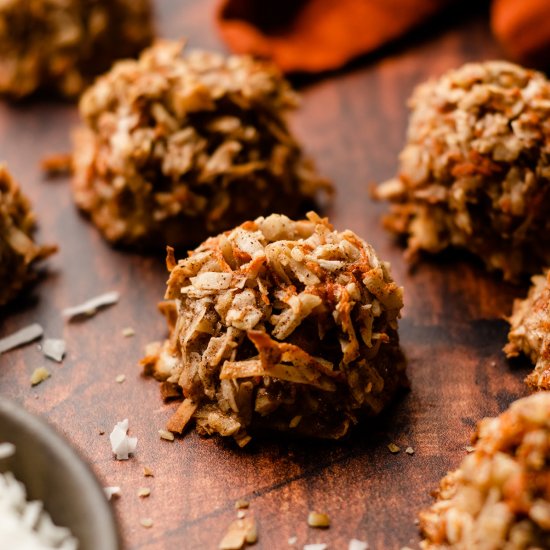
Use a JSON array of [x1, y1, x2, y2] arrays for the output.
[[0, 0, 153, 98], [0, 164, 56, 307], [375, 61, 550, 281], [505, 270, 550, 390], [419, 392, 550, 549], [142, 213, 407, 445], [72, 40, 331, 250]]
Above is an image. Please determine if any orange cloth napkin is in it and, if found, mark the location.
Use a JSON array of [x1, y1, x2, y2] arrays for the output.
[[217, 0, 550, 73], [492, 0, 550, 67]]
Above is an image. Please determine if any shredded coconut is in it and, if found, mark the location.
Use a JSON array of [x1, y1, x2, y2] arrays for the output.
[[62, 291, 120, 321], [109, 419, 137, 460], [42, 339, 66, 362], [122, 327, 135, 337], [0, 442, 16, 459], [349, 539, 369, 550], [158, 429, 174, 442], [104, 487, 121, 501], [0, 323, 43, 354], [139, 518, 153, 528], [0, 446, 78, 549], [143, 213, 406, 445], [375, 61, 550, 281]]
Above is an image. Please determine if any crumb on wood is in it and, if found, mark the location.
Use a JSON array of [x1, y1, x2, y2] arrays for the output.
[[137, 487, 151, 498], [388, 442, 400, 454], [30, 367, 50, 386], [307, 511, 330, 528], [158, 429, 174, 441], [140, 518, 153, 528]]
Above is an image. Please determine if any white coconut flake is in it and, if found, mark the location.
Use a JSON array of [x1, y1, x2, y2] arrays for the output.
[[62, 291, 120, 321], [109, 419, 137, 460], [0, 451, 78, 549], [104, 487, 121, 501], [304, 544, 327, 550], [140, 518, 153, 528], [0, 442, 16, 459], [0, 323, 43, 354], [349, 539, 369, 550], [137, 487, 150, 498], [42, 339, 66, 363], [190, 272, 233, 291], [158, 429, 174, 442]]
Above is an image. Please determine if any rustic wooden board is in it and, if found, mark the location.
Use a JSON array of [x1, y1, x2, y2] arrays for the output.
[[0, 2, 534, 549]]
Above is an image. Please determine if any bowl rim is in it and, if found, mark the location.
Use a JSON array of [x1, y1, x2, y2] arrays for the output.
[[0, 399, 120, 550]]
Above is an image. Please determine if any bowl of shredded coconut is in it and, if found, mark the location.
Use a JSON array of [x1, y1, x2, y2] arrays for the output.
[[0, 399, 119, 550]]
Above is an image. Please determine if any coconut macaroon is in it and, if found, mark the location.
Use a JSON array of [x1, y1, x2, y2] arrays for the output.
[[375, 61, 550, 281], [141, 213, 407, 446], [0, 0, 153, 98], [0, 165, 56, 306], [72, 40, 331, 250], [504, 271, 550, 390], [419, 393, 550, 549]]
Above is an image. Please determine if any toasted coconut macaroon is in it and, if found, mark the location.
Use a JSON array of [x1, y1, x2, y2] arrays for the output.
[[0, 0, 153, 99], [375, 61, 550, 281], [504, 271, 550, 390], [141, 212, 407, 446], [72, 40, 332, 250], [419, 393, 550, 549], [0, 165, 56, 306]]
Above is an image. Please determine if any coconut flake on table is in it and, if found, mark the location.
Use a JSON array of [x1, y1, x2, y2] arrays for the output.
[[0, 323, 43, 354], [0, 442, 15, 459], [349, 539, 369, 550], [121, 327, 135, 337], [62, 291, 120, 321], [0, 464, 78, 549], [104, 487, 121, 501], [109, 419, 137, 460], [42, 339, 66, 362]]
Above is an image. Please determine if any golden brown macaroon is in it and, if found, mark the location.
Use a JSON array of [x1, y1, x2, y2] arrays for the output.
[[505, 270, 550, 390], [0, 0, 153, 99], [141, 212, 407, 446], [0, 164, 56, 306], [419, 392, 550, 549], [375, 61, 550, 282], [72, 41, 332, 251]]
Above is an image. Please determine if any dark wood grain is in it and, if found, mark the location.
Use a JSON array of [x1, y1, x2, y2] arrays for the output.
[[0, 2, 533, 549]]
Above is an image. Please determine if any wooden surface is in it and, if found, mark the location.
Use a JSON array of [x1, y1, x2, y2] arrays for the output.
[[0, 2, 534, 549]]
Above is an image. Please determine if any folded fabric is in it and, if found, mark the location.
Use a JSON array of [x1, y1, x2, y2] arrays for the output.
[[216, 0, 550, 73], [216, 0, 452, 73], [492, 0, 550, 67]]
